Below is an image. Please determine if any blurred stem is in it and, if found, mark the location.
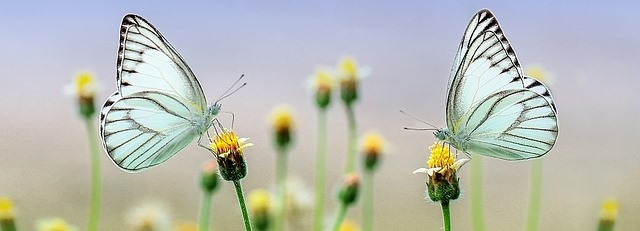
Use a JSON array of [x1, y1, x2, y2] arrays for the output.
[[344, 105, 357, 173], [233, 180, 253, 231], [274, 147, 288, 231], [597, 220, 615, 231], [441, 200, 451, 231], [84, 117, 101, 231], [313, 109, 328, 231], [526, 159, 543, 231], [471, 155, 484, 231], [331, 203, 348, 231], [0, 220, 17, 231], [363, 171, 374, 231], [199, 190, 213, 231]]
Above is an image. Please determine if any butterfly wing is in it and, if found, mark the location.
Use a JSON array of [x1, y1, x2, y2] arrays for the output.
[[117, 14, 208, 113], [446, 9, 525, 132], [459, 89, 558, 160], [100, 91, 201, 171], [100, 14, 209, 171], [445, 9, 558, 160]]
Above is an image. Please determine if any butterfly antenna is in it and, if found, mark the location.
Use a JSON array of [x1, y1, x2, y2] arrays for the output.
[[399, 109, 439, 129], [403, 127, 438, 131], [216, 74, 247, 103]]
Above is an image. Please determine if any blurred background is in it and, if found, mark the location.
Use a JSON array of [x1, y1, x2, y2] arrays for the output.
[[1, 0, 639, 230]]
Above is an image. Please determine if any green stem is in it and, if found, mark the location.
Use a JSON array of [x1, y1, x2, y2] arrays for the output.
[[84, 118, 101, 231], [274, 147, 288, 231], [597, 220, 615, 231], [313, 110, 328, 231], [441, 200, 451, 231], [471, 155, 484, 231], [199, 191, 213, 231], [331, 203, 348, 231], [344, 105, 357, 173], [233, 180, 253, 231], [363, 171, 374, 231], [525, 159, 543, 231], [0, 220, 17, 231]]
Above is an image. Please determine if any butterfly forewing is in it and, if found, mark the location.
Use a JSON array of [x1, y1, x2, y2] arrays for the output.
[[118, 15, 207, 112]]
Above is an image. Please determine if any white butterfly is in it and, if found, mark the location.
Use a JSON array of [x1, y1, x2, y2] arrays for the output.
[[100, 14, 223, 171], [434, 9, 558, 160]]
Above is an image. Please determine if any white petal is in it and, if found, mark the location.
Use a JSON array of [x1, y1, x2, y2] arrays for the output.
[[451, 158, 470, 170], [412, 168, 429, 174]]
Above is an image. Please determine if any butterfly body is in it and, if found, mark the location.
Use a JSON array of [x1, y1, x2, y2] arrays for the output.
[[100, 14, 221, 171], [437, 9, 558, 161]]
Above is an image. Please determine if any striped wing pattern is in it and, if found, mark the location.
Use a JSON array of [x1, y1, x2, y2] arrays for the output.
[[460, 89, 558, 160], [101, 92, 200, 171], [446, 9, 525, 131], [443, 9, 558, 160], [100, 14, 209, 171]]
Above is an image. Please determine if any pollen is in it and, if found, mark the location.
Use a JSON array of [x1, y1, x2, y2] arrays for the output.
[[210, 130, 251, 157], [427, 143, 455, 169]]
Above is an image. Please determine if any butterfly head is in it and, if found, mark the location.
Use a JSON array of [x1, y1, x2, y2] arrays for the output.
[[208, 102, 222, 116], [434, 128, 450, 141]]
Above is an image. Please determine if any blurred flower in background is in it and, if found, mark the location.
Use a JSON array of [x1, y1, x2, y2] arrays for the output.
[[336, 57, 369, 106], [126, 202, 172, 231], [36, 218, 78, 231], [598, 198, 618, 231], [249, 189, 273, 231], [309, 68, 335, 110], [0, 197, 16, 231], [65, 72, 99, 118]]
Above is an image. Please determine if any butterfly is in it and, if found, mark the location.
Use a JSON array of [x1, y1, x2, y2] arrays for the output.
[[100, 14, 227, 171], [434, 9, 558, 160]]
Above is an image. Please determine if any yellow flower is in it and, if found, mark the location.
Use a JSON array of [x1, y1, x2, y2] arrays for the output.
[[339, 173, 360, 206], [209, 129, 253, 181], [270, 105, 295, 149], [66, 72, 98, 100], [174, 221, 198, 231], [310, 68, 335, 109], [525, 65, 554, 86], [339, 219, 359, 231], [336, 56, 369, 105], [413, 142, 469, 202], [249, 189, 272, 215], [0, 197, 14, 221], [361, 132, 385, 171], [600, 198, 618, 222], [413, 143, 468, 176], [209, 130, 252, 159], [36, 218, 78, 231]]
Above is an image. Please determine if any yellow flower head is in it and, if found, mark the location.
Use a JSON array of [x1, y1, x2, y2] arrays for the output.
[[413, 142, 468, 202], [361, 132, 385, 171], [271, 105, 294, 134], [174, 221, 198, 231], [209, 129, 252, 158], [312, 68, 334, 95], [270, 105, 295, 148], [601, 198, 618, 222], [339, 219, 360, 231], [0, 197, 14, 221], [69, 72, 98, 100], [339, 57, 359, 79], [248, 189, 272, 215], [209, 128, 252, 181], [525, 65, 553, 86], [37, 218, 78, 231], [336, 56, 369, 105]]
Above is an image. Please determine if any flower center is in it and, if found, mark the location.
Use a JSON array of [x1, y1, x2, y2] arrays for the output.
[[427, 143, 455, 169]]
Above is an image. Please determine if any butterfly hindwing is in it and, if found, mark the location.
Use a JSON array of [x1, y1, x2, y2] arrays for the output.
[[101, 91, 200, 171], [460, 89, 558, 160]]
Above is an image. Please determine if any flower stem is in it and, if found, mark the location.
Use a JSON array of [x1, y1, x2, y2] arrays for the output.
[[331, 203, 348, 231], [199, 190, 213, 231], [313, 109, 328, 231], [233, 180, 253, 231], [471, 155, 484, 231], [344, 105, 357, 173], [525, 159, 543, 231], [0, 220, 17, 231], [274, 147, 288, 231], [363, 171, 374, 231], [441, 200, 451, 231], [84, 117, 101, 231]]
